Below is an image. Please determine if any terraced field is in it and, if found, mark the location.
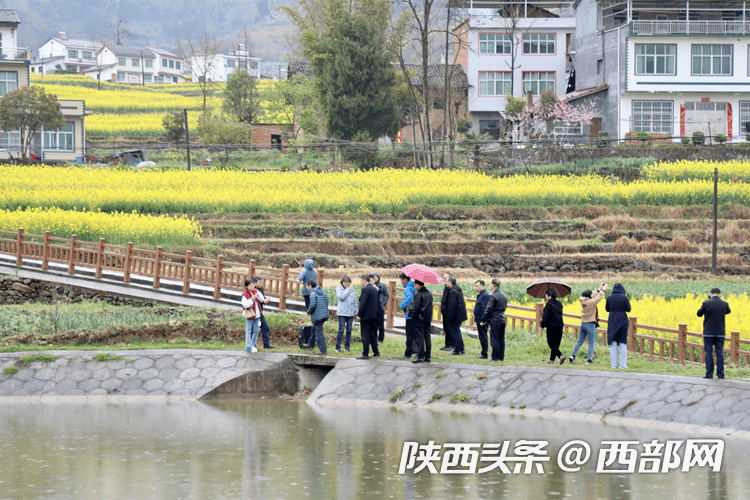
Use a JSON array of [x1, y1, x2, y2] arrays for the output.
[[194, 206, 750, 283]]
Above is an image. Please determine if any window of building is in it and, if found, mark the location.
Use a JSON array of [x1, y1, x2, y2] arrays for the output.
[[478, 71, 512, 96], [172, 76, 178, 83], [523, 72, 555, 95], [239, 60, 247, 69], [132, 58, 140, 67], [479, 33, 511, 55], [250, 62, 258, 70], [43, 122, 74, 151], [692, 44, 732, 75], [0, 130, 21, 149], [82, 51, 93, 60], [227, 59, 236, 67], [38, 66, 43, 73], [632, 101, 673, 133], [144, 74, 152, 83], [68, 50, 78, 59], [0, 71, 18, 96], [145, 59, 153, 68], [162, 59, 168, 67], [523, 34, 555, 55], [636, 44, 676, 75], [169, 60, 174, 68], [65, 65, 76, 73], [597, 59, 603, 74], [175, 61, 181, 70], [118, 57, 126, 66], [117, 72, 125, 82]]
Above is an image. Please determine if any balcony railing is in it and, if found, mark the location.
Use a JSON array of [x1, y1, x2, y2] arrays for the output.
[[633, 20, 750, 35], [0, 47, 30, 60]]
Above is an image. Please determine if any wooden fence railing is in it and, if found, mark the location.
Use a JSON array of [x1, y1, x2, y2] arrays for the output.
[[3, 228, 746, 366], [385, 281, 747, 367], [0, 228, 323, 309]]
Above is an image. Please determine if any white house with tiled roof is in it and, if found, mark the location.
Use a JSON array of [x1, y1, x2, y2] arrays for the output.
[[34, 32, 115, 75]]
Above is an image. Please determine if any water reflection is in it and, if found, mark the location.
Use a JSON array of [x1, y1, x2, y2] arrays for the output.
[[0, 399, 746, 499]]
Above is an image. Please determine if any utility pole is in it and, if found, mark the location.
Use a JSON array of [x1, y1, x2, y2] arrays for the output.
[[712, 167, 718, 274], [184, 109, 191, 171]]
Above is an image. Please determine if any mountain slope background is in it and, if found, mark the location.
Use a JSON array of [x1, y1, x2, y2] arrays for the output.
[[9, 0, 296, 61]]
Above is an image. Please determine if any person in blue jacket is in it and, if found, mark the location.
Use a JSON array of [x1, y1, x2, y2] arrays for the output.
[[298, 259, 317, 310], [305, 279, 329, 355], [398, 273, 416, 360]]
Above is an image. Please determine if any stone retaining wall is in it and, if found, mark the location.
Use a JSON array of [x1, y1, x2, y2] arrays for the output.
[[0, 351, 299, 399], [311, 359, 750, 433], [0, 277, 155, 306]]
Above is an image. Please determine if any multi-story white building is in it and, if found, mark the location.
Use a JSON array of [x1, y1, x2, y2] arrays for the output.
[[0, 13, 89, 162], [455, 1, 577, 137], [574, 0, 750, 142], [190, 44, 261, 83], [34, 33, 114, 75]]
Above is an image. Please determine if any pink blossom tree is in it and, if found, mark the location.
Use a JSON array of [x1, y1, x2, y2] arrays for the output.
[[519, 92, 599, 142]]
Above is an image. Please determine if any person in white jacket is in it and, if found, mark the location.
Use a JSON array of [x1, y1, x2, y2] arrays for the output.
[[241, 279, 265, 352], [335, 276, 357, 353]]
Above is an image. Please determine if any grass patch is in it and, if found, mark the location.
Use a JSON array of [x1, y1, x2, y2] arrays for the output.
[[389, 387, 405, 403], [3, 366, 19, 374], [436, 373, 446, 379], [450, 394, 470, 404], [18, 354, 58, 364], [93, 353, 123, 362], [476, 371, 489, 380], [429, 393, 444, 403]]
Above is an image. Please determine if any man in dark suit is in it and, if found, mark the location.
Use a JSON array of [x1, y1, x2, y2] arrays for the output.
[[411, 280, 433, 363], [697, 288, 732, 379], [356, 274, 380, 359]]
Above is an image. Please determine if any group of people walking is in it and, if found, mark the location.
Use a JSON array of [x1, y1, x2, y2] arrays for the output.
[[241, 261, 733, 379]]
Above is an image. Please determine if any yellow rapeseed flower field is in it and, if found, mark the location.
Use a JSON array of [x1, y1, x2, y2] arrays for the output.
[[643, 159, 750, 181], [0, 166, 747, 214], [0, 207, 201, 246]]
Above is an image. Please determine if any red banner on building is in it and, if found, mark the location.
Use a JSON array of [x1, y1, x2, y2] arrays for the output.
[[728, 103, 733, 140], [680, 104, 686, 137]]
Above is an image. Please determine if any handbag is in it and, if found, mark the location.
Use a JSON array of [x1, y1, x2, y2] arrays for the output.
[[242, 293, 257, 319]]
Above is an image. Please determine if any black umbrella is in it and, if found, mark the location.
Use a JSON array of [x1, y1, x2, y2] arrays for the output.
[[526, 278, 572, 299]]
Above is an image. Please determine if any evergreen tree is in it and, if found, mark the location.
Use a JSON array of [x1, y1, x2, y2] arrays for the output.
[[309, 11, 400, 142]]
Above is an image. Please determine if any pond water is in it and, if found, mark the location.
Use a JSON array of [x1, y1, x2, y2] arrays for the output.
[[0, 399, 746, 500]]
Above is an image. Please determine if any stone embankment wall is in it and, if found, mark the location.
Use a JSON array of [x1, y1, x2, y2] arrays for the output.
[[0, 351, 300, 398], [311, 359, 750, 435], [0, 277, 155, 306]]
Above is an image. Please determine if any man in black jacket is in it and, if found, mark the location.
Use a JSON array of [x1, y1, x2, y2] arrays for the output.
[[439, 275, 453, 351], [443, 276, 468, 355], [356, 275, 380, 359], [253, 277, 275, 349], [697, 288, 732, 379], [372, 272, 389, 343], [473, 280, 489, 359], [411, 280, 433, 363], [482, 279, 507, 361]]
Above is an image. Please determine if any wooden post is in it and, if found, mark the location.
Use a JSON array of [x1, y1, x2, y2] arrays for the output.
[[153, 246, 163, 288], [68, 234, 77, 275], [42, 231, 51, 270], [677, 323, 687, 363], [318, 268, 325, 288], [214, 255, 224, 299], [386, 279, 397, 329], [123, 242, 133, 284], [16, 228, 24, 266], [183, 250, 192, 294], [731, 331, 740, 365], [279, 264, 289, 310], [247, 259, 256, 281], [627, 317, 638, 352], [95, 238, 105, 279], [534, 302, 544, 335]]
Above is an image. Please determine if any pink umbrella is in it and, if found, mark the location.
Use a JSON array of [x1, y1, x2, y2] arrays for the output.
[[401, 263, 444, 284]]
